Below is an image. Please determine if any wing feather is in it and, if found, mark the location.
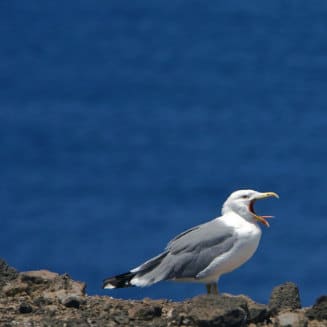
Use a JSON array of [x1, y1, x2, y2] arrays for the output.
[[163, 218, 236, 279]]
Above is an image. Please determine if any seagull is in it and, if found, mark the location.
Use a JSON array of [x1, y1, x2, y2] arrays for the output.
[[103, 189, 279, 294]]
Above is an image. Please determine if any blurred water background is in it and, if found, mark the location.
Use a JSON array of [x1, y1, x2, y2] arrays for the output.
[[0, 1, 326, 306]]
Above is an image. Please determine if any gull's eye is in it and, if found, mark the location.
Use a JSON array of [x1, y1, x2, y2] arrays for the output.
[[241, 195, 249, 199]]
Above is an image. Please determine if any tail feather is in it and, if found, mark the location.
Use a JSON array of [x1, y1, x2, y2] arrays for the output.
[[103, 271, 136, 289], [103, 251, 169, 289]]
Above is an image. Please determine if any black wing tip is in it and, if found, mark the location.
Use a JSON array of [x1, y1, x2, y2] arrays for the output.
[[102, 271, 136, 289]]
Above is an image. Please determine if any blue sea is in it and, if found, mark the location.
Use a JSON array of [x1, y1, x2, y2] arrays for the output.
[[1, 1, 326, 306]]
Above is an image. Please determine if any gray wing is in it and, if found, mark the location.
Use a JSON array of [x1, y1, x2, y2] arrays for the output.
[[130, 218, 237, 285], [163, 218, 236, 280]]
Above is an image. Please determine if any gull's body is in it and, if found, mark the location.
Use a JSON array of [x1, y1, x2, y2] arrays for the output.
[[103, 189, 278, 294]]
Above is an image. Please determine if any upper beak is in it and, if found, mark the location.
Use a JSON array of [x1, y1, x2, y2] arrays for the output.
[[256, 192, 279, 200], [252, 192, 279, 227]]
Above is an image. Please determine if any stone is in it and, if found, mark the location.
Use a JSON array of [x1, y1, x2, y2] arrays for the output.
[[180, 294, 249, 327], [269, 282, 302, 313], [2, 280, 29, 296], [61, 295, 84, 308], [0, 258, 18, 289], [246, 300, 270, 323], [130, 304, 162, 320], [306, 296, 327, 321], [18, 302, 33, 314], [0, 258, 326, 327], [276, 311, 308, 327], [20, 270, 59, 284]]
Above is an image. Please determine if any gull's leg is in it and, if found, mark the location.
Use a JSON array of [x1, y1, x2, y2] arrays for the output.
[[206, 284, 211, 294], [212, 283, 218, 295]]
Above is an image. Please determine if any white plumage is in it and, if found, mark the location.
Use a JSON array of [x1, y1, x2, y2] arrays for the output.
[[103, 189, 279, 294]]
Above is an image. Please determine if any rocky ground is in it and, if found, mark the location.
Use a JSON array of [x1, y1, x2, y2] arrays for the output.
[[0, 258, 326, 326]]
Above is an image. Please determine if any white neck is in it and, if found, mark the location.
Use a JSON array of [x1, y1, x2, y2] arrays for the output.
[[221, 199, 256, 225]]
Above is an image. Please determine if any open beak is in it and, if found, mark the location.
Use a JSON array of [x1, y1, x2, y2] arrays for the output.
[[250, 192, 279, 227]]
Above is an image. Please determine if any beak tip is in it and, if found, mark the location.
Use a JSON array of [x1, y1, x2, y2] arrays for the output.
[[266, 192, 279, 199]]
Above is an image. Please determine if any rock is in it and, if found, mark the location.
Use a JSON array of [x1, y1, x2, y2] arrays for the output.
[[0, 258, 326, 326], [269, 282, 302, 313], [2, 279, 29, 296], [0, 258, 18, 289], [246, 298, 270, 323], [53, 273, 86, 295], [129, 303, 162, 320], [61, 295, 85, 308], [18, 302, 33, 314], [178, 294, 249, 327], [2, 270, 59, 297], [306, 296, 327, 321], [276, 311, 308, 327], [42, 274, 86, 308], [21, 269, 59, 283]]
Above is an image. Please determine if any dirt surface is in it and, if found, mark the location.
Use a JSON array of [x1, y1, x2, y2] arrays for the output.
[[0, 258, 326, 326]]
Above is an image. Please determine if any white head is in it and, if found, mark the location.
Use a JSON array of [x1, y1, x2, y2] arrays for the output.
[[221, 189, 279, 227]]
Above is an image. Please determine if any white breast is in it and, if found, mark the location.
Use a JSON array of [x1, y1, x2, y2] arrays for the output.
[[201, 213, 262, 283]]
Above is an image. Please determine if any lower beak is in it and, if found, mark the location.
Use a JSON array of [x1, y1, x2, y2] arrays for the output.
[[254, 214, 271, 227]]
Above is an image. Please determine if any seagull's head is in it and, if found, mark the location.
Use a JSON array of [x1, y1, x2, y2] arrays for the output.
[[221, 189, 279, 227]]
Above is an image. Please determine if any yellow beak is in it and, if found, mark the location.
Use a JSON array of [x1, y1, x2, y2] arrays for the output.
[[253, 192, 279, 227], [256, 192, 279, 200]]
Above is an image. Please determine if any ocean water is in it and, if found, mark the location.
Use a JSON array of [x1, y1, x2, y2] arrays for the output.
[[1, 1, 327, 306]]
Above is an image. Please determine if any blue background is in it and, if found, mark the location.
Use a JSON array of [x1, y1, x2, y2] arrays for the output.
[[1, 1, 326, 306]]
